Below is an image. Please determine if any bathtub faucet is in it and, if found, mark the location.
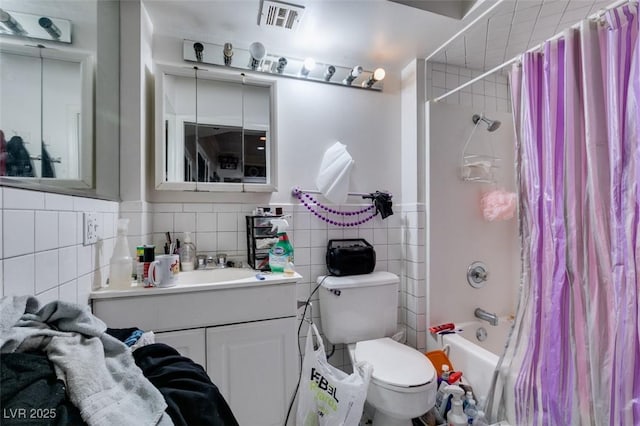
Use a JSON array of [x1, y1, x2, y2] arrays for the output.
[[474, 308, 498, 326]]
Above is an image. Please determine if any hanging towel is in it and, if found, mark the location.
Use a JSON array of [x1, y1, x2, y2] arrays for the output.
[[315, 141, 354, 204]]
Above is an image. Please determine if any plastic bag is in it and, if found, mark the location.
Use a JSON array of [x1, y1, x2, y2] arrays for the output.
[[296, 324, 372, 426]]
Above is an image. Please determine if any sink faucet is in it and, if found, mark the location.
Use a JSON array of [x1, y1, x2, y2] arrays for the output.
[[474, 308, 498, 326]]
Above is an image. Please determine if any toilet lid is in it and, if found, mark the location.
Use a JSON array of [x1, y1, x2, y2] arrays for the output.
[[354, 338, 436, 388]]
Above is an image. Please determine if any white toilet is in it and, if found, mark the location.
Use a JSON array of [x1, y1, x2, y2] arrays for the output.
[[318, 271, 437, 426]]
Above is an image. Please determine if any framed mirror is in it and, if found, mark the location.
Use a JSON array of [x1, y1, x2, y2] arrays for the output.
[[0, 0, 120, 200], [155, 64, 277, 192]]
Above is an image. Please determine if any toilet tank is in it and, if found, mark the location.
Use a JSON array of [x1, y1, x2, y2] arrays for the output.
[[318, 271, 399, 344]]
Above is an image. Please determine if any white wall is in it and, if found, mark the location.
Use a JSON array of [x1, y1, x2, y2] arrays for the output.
[[0, 187, 119, 305]]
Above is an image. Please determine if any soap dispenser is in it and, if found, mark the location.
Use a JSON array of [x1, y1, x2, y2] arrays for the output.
[[109, 218, 133, 289], [180, 232, 196, 271]]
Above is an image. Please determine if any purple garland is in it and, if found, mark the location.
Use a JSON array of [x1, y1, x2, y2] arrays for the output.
[[293, 187, 377, 227]]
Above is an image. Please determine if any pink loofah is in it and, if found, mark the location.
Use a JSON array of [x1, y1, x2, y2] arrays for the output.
[[481, 189, 517, 221]]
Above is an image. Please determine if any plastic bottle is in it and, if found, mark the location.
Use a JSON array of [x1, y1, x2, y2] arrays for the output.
[[268, 218, 294, 273], [109, 219, 133, 290], [180, 232, 196, 271], [440, 364, 451, 385], [464, 398, 478, 424], [446, 385, 467, 426]]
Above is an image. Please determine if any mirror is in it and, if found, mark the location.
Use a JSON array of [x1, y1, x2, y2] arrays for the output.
[[0, 0, 120, 199], [156, 64, 276, 192]]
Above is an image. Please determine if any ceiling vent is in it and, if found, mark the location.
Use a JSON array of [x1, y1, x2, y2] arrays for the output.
[[259, 0, 305, 31]]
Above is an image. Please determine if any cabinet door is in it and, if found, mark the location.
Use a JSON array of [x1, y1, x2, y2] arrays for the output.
[[155, 328, 206, 369], [206, 317, 297, 426]]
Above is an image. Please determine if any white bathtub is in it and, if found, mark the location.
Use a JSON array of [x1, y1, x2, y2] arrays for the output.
[[440, 318, 513, 410]]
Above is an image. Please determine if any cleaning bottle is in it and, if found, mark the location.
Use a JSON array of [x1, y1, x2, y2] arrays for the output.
[[445, 385, 467, 426], [268, 218, 294, 272], [180, 232, 196, 271], [464, 397, 478, 423], [109, 218, 133, 290]]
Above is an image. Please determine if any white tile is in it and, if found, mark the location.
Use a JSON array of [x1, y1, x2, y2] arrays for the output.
[[388, 228, 403, 245], [432, 70, 446, 88], [59, 280, 78, 304], [212, 203, 242, 213], [293, 229, 311, 248], [77, 244, 93, 276], [473, 94, 485, 109], [0, 260, 3, 297], [445, 72, 460, 90], [59, 246, 78, 284], [196, 212, 217, 232], [35, 211, 59, 252], [174, 213, 196, 233], [373, 227, 388, 244], [310, 216, 328, 230], [310, 229, 327, 247], [388, 244, 403, 261], [310, 247, 325, 265], [35, 249, 59, 294], [293, 212, 311, 230], [4, 255, 35, 296], [58, 211, 77, 247], [4, 210, 35, 257], [45, 193, 73, 210], [153, 203, 183, 213], [217, 212, 237, 231], [217, 232, 237, 252], [36, 286, 58, 305], [183, 203, 213, 212], [152, 213, 174, 233], [76, 274, 93, 305], [0, 215, 3, 259], [196, 232, 217, 252], [460, 92, 473, 107], [374, 244, 388, 261], [103, 213, 117, 240], [294, 247, 311, 266], [3, 188, 44, 210]]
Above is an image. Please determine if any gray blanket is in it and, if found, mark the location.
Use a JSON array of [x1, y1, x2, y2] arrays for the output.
[[0, 296, 173, 426]]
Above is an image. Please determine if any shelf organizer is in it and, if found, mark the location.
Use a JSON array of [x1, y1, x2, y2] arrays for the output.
[[182, 39, 384, 92], [460, 115, 501, 184]]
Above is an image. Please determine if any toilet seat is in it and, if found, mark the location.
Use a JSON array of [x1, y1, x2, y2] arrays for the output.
[[353, 338, 436, 392]]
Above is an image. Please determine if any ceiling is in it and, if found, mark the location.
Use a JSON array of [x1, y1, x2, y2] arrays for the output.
[[143, 0, 618, 74]]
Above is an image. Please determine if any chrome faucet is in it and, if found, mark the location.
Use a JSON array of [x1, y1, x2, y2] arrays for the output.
[[474, 308, 498, 326]]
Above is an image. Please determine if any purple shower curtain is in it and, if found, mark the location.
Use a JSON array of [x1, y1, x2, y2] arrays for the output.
[[503, 3, 640, 425]]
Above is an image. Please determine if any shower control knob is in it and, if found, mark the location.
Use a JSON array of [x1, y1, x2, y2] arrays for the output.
[[467, 261, 488, 288]]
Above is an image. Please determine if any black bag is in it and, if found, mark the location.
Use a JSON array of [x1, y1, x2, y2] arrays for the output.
[[326, 239, 376, 276]]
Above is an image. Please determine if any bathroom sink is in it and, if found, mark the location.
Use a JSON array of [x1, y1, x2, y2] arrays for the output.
[[176, 268, 258, 286]]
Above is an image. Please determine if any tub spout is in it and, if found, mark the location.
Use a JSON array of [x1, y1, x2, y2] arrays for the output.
[[474, 308, 498, 326]]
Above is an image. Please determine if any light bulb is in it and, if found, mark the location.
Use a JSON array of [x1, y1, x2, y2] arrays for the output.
[[193, 42, 204, 62], [38, 17, 61, 39], [248, 42, 266, 70], [223, 42, 233, 66], [276, 57, 288, 74], [324, 65, 336, 82], [343, 65, 363, 85], [363, 67, 386, 88], [0, 9, 25, 35], [300, 57, 316, 77]]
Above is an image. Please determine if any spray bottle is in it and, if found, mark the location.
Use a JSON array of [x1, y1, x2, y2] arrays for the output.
[[268, 218, 294, 273], [109, 218, 133, 290], [445, 385, 467, 426]]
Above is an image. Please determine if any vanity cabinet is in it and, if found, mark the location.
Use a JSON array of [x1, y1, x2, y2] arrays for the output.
[[90, 274, 299, 426]]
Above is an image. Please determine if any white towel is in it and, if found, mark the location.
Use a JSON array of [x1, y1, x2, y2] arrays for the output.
[[315, 141, 354, 204]]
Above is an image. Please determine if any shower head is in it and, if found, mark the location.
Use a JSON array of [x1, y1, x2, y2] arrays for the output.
[[473, 114, 501, 132]]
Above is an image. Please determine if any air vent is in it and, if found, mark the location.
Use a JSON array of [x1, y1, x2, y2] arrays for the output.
[[259, 0, 305, 31]]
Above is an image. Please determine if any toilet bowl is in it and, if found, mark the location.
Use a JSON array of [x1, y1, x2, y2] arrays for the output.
[[347, 338, 437, 426]]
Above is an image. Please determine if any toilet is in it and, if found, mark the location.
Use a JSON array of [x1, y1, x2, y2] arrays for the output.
[[318, 272, 437, 426]]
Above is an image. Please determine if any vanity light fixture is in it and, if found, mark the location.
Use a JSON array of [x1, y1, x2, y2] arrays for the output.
[[248, 41, 266, 70], [343, 65, 363, 85], [300, 57, 315, 77], [324, 65, 336, 81], [223, 43, 233, 66], [363, 68, 386, 88], [193, 42, 204, 62], [38, 17, 61, 39], [276, 57, 287, 74], [0, 9, 26, 35]]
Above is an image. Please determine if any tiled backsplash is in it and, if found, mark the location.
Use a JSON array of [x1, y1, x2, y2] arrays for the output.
[[426, 61, 511, 113], [0, 187, 119, 305]]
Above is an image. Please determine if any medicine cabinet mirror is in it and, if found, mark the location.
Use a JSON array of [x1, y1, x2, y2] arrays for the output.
[[155, 64, 277, 192], [0, 0, 120, 199]]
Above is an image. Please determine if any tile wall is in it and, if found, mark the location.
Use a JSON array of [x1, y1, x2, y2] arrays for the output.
[[0, 187, 120, 306], [426, 62, 511, 113]]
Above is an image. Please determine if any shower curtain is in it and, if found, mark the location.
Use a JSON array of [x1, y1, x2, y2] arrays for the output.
[[490, 3, 640, 425]]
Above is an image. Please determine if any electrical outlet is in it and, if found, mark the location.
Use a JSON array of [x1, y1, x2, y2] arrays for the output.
[[84, 212, 98, 245]]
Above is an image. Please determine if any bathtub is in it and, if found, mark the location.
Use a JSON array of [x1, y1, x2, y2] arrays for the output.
[[439, 318, 513, 410]]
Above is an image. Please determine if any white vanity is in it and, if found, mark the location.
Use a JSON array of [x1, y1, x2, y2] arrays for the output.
[[91, 269, 301, 426]]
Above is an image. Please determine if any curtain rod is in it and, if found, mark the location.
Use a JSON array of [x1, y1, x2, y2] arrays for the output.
[[431, 0, 637, 103]]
